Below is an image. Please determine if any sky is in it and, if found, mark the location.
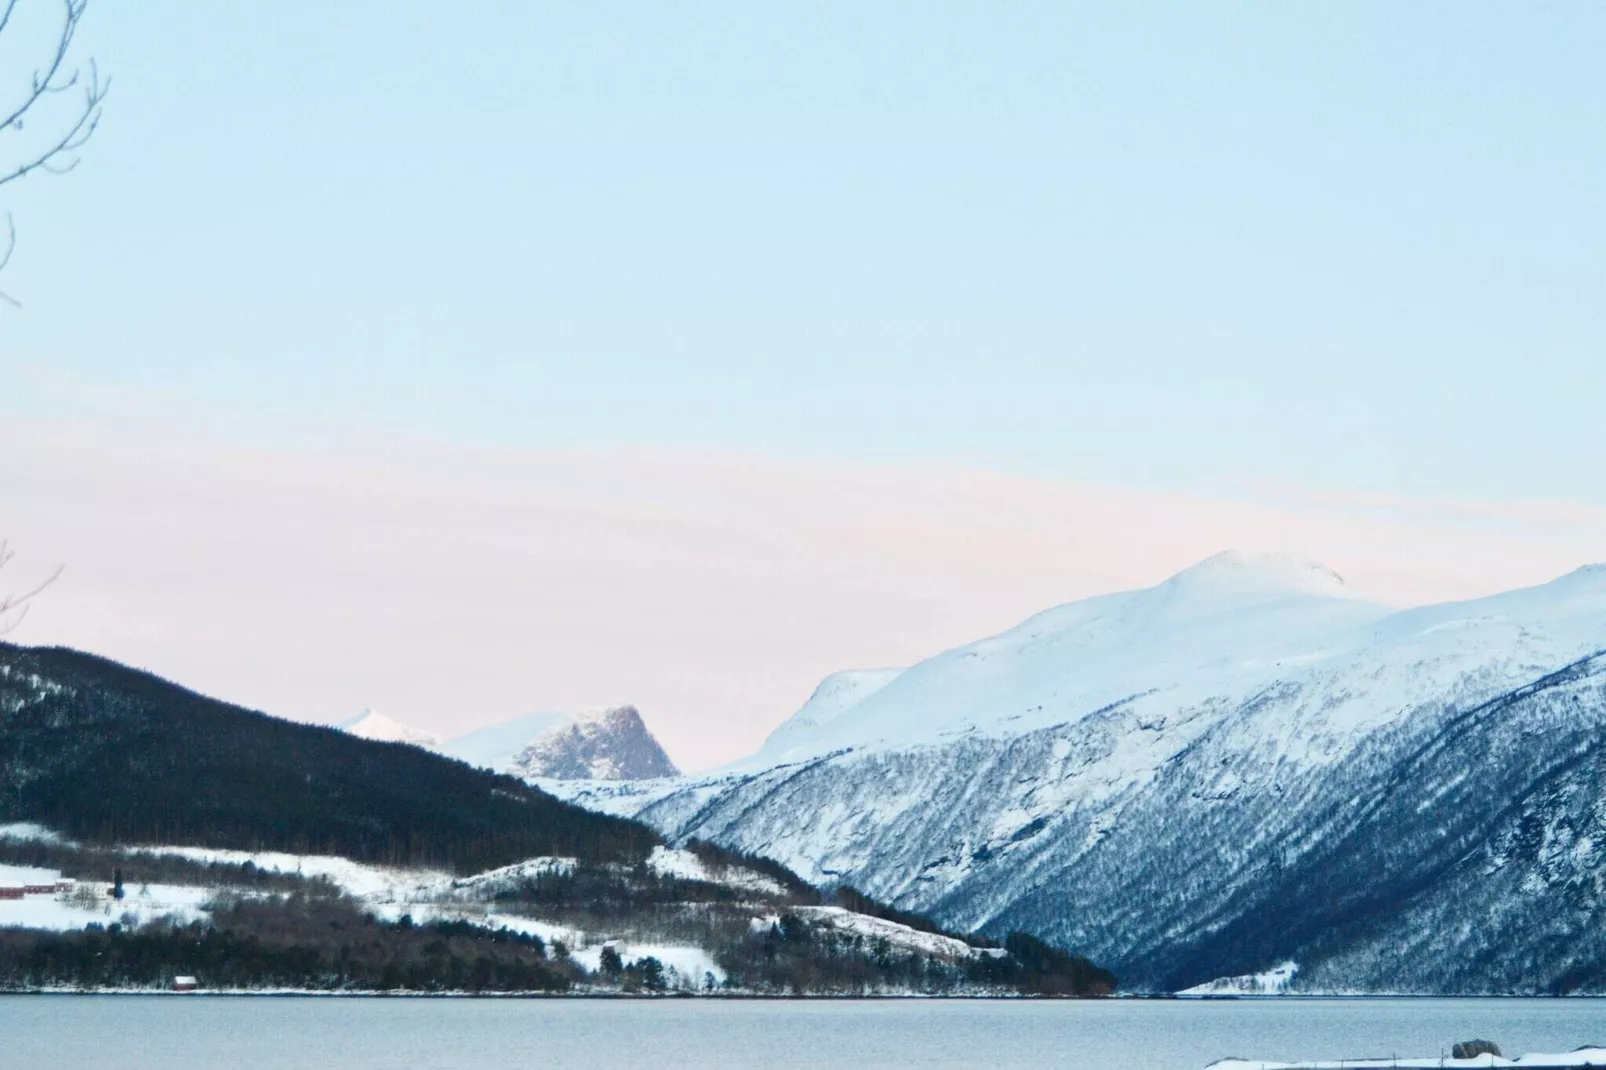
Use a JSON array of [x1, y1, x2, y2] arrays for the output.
[[2, 3, 1603, 769]]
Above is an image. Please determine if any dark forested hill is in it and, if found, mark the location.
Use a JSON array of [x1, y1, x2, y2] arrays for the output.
[[0, 644, 657, 872]]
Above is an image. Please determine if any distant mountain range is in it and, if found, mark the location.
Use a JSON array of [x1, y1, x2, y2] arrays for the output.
[[552, 551, 1606, 994], [340, 706, 680, 782]]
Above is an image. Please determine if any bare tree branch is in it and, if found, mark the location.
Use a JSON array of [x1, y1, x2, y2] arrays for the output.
[[0, 0, 107, 300], [0, 211, 18, 305], [0, 541, 63, 637]]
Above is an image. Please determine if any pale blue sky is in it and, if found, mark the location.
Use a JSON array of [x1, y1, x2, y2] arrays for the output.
[[4, 3, 1604, 504], [3, 3, 1605, 765]]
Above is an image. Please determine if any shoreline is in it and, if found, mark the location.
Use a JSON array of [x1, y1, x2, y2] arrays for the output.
[[2, 989, 1603, 1000]]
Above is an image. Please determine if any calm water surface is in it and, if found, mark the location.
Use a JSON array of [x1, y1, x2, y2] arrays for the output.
[[6, 996, 1606, 1070]]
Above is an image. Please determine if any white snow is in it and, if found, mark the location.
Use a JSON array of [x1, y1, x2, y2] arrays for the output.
[[718, 552, 1606, 767], [792, 906, 980, 961], [129, 845, 453, 901], [0, 864, 211, 932], [440, 711, 571, 772], [646, 845, 787, 897], [1179, 960, 1298, 996], [0, 822, 73, 845], [1209, 1050, 1606, 1070], [757, 668, 904, 763], [337, 708, 441, 749], [444, 856, 577, 896], [0, 863, 63, 887], [569, 940, 725, 986], [563, 551, 1606, 817], [543, 551, 1606, 944]]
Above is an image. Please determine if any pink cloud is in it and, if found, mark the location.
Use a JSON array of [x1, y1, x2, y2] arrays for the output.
[[3, 418, 1603, 770]]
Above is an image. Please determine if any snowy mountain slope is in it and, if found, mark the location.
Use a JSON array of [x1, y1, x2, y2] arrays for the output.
[[441, 711, 570, 772], [338, 709, 441, 749], [551, 554, 1606, 993], [514, 706, 680, 781], [756, 668, 903, 764]]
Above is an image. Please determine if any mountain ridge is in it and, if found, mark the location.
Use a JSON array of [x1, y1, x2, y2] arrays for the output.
[[548, 553, 1606, 993]]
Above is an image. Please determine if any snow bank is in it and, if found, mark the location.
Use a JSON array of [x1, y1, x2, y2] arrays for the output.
[[1208, 1051, 1606, 1070]]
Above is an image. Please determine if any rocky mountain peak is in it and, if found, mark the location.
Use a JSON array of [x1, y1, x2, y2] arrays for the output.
[[511, 705, 680, 781]]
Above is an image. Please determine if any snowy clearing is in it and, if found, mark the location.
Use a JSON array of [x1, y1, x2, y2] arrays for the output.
[[569, 940, 725, 986], [647, 845, 787, 897], [0, 863, 211, 933]]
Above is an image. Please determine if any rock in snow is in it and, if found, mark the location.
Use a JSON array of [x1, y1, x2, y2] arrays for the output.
[[513, 706, 681, 781], [341, 706, 682, 782], [550, 551, 1606, 994]]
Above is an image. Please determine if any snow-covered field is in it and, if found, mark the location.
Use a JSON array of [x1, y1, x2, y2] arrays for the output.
[[0, 862, 211, 931], [3, 833, 753, 989]]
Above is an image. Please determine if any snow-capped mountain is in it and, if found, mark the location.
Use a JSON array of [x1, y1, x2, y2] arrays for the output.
[[338, 709, 441, 749], [551, 551, 1606, 993], [337, 703, 681, 782], [756, 667, 903, 764], [513, 706, 680, 781], [439, 711, 570, 773]]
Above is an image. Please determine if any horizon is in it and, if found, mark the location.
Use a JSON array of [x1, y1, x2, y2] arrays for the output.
[[3, 2, 1604, 770]]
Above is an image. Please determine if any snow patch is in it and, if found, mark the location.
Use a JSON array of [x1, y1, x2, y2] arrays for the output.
[[646, 845, 787, 897], [1180, 960, 1298, 996], [0, 822, 73, 846], [338, 709, 441, 749], [794, 906, 979, 961], [569, 940, 725, 987]]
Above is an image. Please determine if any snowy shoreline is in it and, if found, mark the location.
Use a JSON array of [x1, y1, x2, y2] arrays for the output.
[[0, 987, 1077, 999], [5, 989, 1604, 1000]]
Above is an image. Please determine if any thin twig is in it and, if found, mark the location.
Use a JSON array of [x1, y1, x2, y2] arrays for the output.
[[0, 541, 65, 636]]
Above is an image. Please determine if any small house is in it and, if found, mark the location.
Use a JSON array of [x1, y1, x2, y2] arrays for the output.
[[0, 887, 23, 900], [172, 976, 199, 992]]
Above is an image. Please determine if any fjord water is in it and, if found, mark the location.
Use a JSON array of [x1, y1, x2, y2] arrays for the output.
[[9, 998, 1606, 1069]]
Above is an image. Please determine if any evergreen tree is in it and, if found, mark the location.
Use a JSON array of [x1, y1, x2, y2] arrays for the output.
[[637, 956, 666, 993]]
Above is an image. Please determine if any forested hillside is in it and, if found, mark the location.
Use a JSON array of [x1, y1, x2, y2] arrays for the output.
[[0, 642, 1115, 996], [0, 644, 656, 872]]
